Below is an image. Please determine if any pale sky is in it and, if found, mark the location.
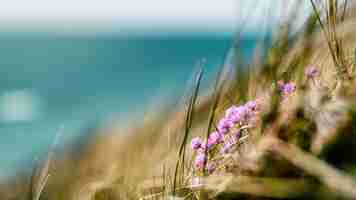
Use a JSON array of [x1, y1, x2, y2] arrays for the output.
[[0, 0, 310, 32]]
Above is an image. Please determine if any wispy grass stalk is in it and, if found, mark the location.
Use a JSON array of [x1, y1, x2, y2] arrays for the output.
[[173, 67, 203, 196], [28, 127, 63, 200]]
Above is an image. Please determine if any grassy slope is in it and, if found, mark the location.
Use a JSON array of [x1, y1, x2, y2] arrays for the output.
[[3, 2, 356, 200]]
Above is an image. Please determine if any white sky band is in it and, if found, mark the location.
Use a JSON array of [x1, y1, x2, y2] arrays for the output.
[[0, 0, 311, 33]]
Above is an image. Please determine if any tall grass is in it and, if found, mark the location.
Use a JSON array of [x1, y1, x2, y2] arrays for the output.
[[3, 1, 356, 200], [310, 0, 350, 81], [173, 67, 203, 196]]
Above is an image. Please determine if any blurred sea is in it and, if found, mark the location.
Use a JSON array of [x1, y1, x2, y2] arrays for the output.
[[0, 32, 258, 179]]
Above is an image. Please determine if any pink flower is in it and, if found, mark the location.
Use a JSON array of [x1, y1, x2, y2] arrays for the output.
[[194, 153, 206, 169], [246, 100, 259, 111], [217, 117, 234, 135], [225, 105, 249, 123], [305, 65, 318, 79], [237, 106, 249, 120], [191, 137, 202, 150], [279, 81, 296, 96], [207, 131, 223, 149], [199, 141, 207, 152], [225, 105, 239, 118]]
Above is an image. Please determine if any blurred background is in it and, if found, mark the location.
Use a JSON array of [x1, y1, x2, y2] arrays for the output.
[[0, 0, 308, 180]]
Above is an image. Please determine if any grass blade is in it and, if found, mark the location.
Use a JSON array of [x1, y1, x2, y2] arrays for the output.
[[173, 66, 203, 196]]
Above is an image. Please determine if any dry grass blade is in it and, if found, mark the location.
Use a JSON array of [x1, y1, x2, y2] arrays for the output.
[[202, 65, 229, 175], [173, 66, 203, 195], [309, 0, 349, 81], [261, 136, 356, 199], [341, 0, 349, 21], [28, 126, 63, 200]]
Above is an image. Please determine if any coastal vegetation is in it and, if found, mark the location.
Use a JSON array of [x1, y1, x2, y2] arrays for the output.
[[3, 0, 356, 199]]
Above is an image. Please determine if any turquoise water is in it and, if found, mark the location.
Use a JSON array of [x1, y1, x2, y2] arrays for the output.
[[0, 33, 258, 178]]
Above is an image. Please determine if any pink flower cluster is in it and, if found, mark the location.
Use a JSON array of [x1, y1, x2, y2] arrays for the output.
[[187, 64, 322, 185], [190, 80, 298, 173], [190, 100, 260, 172]]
